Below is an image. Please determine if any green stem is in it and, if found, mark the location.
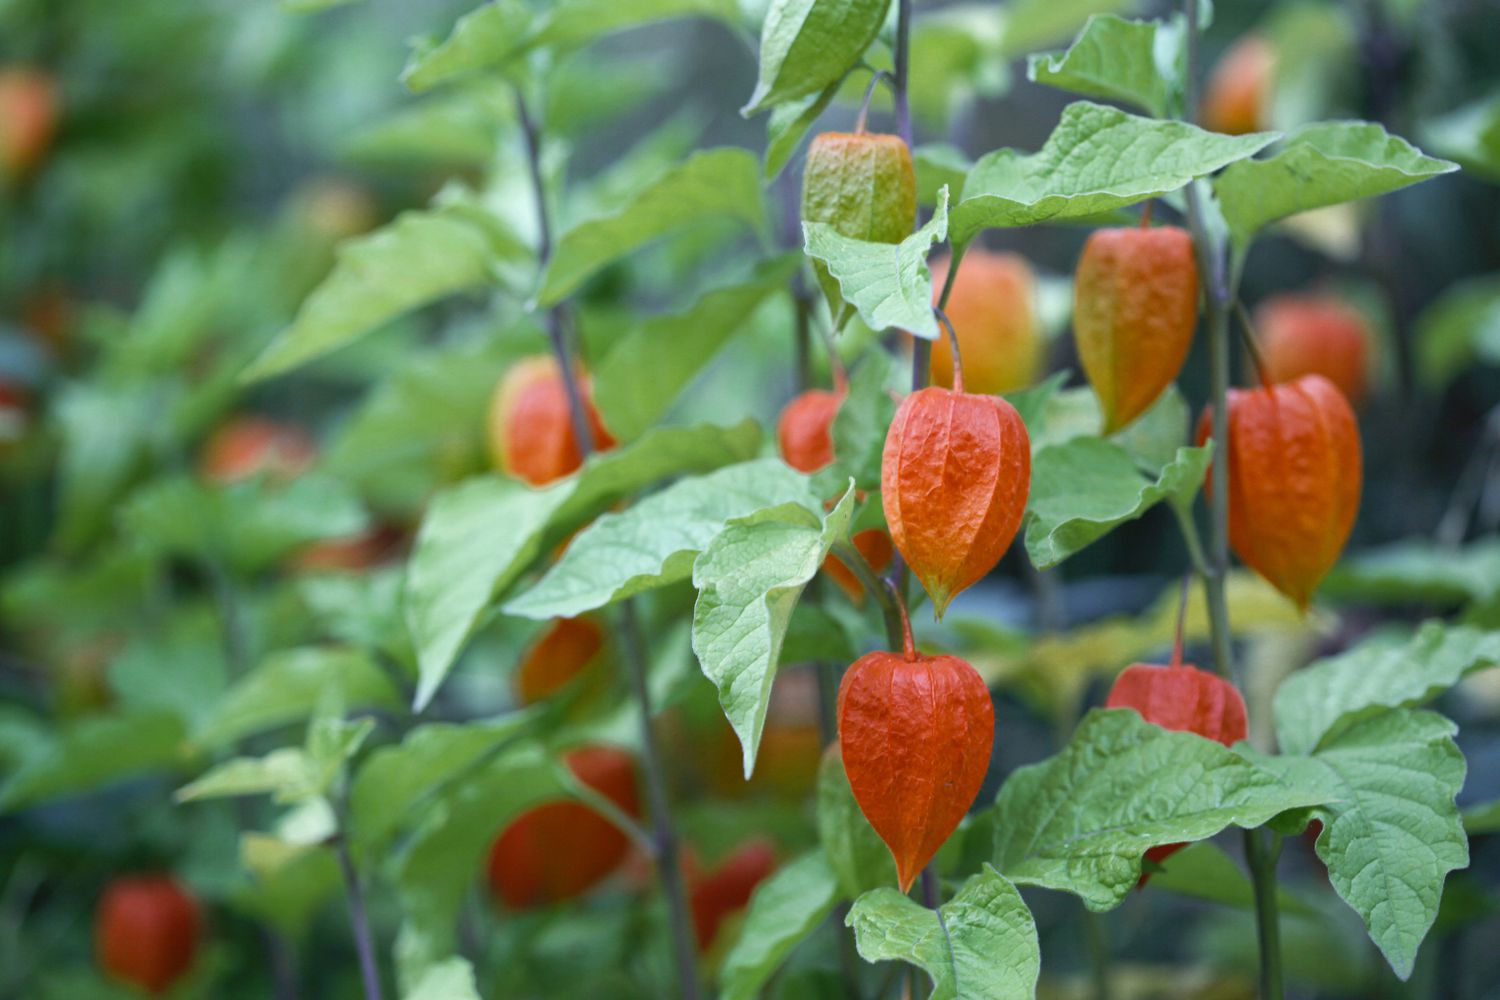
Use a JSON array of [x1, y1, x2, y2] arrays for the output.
[[1182, 5, 1282, 998], [834, 540, 904, 651], [1243, 829, 1286, 1000], [517, 84, 700, 999], [1080, 904, 1113, 1000]]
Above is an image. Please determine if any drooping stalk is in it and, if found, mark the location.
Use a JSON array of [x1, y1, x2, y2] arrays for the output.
[[515, 86, 701, 999], [336, 827, 385, 1000], [1180, 6, 1284, 998]]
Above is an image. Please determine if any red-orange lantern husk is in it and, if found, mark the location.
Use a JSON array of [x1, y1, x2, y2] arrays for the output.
[[515, 617, 605, 704], [486, 746, 639, 908], [489, 355, 616, 487], [1106, 662, 1248, 884], [689, 838, 778, 950], [838, 638, 994, 892], [1196, 373, 1362, 610], [96, 875, 202, 996], [777, 388, 844, 474], [881, 386, 1030, 618], [1257, 294, 1372, 406]]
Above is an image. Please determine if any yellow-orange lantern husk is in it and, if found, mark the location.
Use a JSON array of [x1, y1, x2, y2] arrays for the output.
[[1073, 226, 1199, 433]]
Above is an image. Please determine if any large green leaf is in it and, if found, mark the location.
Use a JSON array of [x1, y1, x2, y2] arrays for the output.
[[802, 186, 949, 340], [950, 102, 1274, 245], [197, 647, 402, 751], [1024, 437, 1212, 568], [846, 868, 1040, 1000], [742, 0, 891, 115], [245, 197, 528, 379], [350, 712, 539, 855], [593, 256, 798, 440], [505, 459, 820, 620], [693, 489, 854, 776], [0, 710, 187, 812], [1214, 122, 1457, 252], [535, 148, 768, 306], [720, 850, 841, 1000], [1306, 709, 1469, 979], [991, 709, 1338, 910], [405, 421, 760, 709], [1323, 537, 1500, 609], [816, 748, 897, 897], [1273, 622, 1500, 755], [1027, 14, 1182, 117]]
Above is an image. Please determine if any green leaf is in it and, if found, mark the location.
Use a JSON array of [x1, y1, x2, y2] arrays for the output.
[[997, 0, 1133, 57], [197, 647, 402, 751], [907, 7, 1010, 130], [1027, 14, 1181, 117], [245, 198, 528, 380], [812, 349, 899, 496], [401, 1, 534, 91], [535, 148, 768, 306], [299, 569, 416, 671], [324, 333, 527, 516], [119, 474, 370, 577], [593, 256, 798, 440], [915, 143, 972, 206], [504, 459, 820, 620], [404, 0, 740, 92], [1273, 622, 1500, 755], [1421, 91, 1500, 182], [764, 79, 844, 180], [1307, 709, 1469, 979], [528, 0, 742, 52], [1324, 537, 1500, 609], [349, 712, 539, 855], [1146, 841, 1317, 917], [177, 749, 328, 805], [180, 717, 374, 805], [847, 868, 1040, 1000], [991, 709, 1338, 910], [394, 742, 572, 972], [1024, 437, 1212, 569], [0, 710, 187, 812], [803, 186, 949, 340], [950, 102, 1275, 245], [405, 421, 761, 709], [342, 85, 512, 170], [281, 0, 361, 10], [816, 748, 897, 897], [742, 0, 891, 115], [1414, 277, 1500, 389], [404, 958, 482, 1000], [693, 489, 855, 776], [1464, 797, 1500, 835], [720, 851, 841, 1000], [1214, 122, 1458, 252]]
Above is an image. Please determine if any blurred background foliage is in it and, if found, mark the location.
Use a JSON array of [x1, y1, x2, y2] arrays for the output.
[[1, 0, 1500, 997]]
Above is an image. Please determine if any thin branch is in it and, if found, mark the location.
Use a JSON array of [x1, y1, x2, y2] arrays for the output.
[[892, 0, 912, 146], [1232, 299, 1271, 387]]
